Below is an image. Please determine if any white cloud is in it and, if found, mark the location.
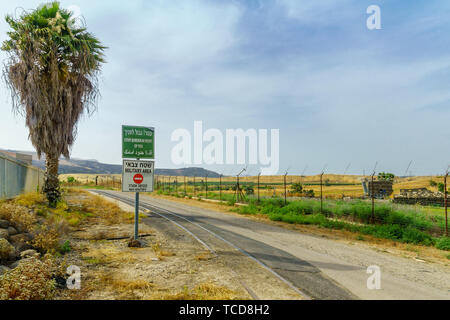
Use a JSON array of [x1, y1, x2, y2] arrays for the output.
[[276, 0, 355, 25]]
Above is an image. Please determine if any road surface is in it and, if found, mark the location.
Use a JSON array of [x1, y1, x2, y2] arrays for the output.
[[94, 190, 450, 300]]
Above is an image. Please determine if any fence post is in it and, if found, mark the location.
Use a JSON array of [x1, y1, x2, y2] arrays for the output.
[[205, 175, 208, 199], [258, 173, 261, 203], [371, 172, 375, 224], [320, 173, 324, 214], [219, 174, 222, 201], [445, 172, 448, 237], [284, 173, 287, 206]]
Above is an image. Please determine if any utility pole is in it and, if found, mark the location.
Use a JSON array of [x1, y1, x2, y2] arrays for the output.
[[205, 175, 208, 199], [184, 176, 186, 196]]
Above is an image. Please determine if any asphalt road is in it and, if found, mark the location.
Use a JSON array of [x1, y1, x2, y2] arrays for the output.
[[94, 190, 450, 300]]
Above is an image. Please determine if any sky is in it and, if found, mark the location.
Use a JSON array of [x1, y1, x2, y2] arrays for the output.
[[0, 0, 449, 176]]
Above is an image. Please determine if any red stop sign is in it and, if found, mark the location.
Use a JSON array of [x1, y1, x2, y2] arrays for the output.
[[133, 174, 144, 184]]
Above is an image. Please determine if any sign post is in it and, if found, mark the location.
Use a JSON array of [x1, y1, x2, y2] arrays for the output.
[[122, 126, 155, 241]]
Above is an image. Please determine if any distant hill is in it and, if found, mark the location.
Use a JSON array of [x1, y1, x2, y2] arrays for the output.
[[0, 149, 221, 177]]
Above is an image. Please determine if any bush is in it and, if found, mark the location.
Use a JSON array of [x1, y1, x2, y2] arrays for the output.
[[401, 227, 433, 245], [0, 203, 36, 232], [14, 193, 46, 208], [0, 238, 15, 261], [435, 237, 450, 251], [0, 257, 56, 300], [371, 225, 403, 240], [31, 221, 65, 254], [244, 186, 254, 195], [291, 183, 303, 194], [58, 240, 72, 254], [378, 172, 395, 181]]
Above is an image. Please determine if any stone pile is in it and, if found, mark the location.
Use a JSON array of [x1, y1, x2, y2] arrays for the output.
[[394, 188, 445, 206], [0, 218, 39, 275]]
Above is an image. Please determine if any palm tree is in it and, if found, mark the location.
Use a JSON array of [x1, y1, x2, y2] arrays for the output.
[[2, 2, 106, 207]]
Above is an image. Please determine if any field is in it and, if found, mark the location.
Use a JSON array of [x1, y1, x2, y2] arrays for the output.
[[60, 173, 447, 199]]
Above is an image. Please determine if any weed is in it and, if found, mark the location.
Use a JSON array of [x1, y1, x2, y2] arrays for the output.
[[435, 237, 450, 251], [148, 282, 240, 300], [58, 240, 72, 254], [14, 192, 46, 208]]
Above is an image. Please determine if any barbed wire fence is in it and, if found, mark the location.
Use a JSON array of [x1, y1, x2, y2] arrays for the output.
[[59, 161, 450, 237]]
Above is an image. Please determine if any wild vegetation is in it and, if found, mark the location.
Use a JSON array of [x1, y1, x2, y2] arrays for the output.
[[233, 197, 449, 249], [0, 190, 134, 300]]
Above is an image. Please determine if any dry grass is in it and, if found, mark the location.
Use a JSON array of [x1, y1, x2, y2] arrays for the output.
[[152, 243, 175, 260], [147, 282, 242, 300], [0, 202, 37, 232], [82, 245, 143, 265], [14, 192, 47, 208], [99, 274, 154, 292], [194, 252, 213, 261], [0, 238, 15, 261], [76, 192, 134, 225]]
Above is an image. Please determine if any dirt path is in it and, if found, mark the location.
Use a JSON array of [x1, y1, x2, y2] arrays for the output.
[[95, 190, 450, 300]]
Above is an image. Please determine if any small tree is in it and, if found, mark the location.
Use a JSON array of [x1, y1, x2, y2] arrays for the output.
[[378, 172, 395, 181], [291, 183, 303, 194], [244, 186, 254, 195]]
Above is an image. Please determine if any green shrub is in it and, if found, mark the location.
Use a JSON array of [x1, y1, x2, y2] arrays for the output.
[[369, 224, 403, 240], [435, 237, 450, 251], [58, 240, 72, 254], [401, 227, 433, 245]]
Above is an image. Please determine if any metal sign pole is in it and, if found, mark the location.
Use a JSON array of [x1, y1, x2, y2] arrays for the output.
[[135, 191, 139, 240], [135, 158, 140, 240]]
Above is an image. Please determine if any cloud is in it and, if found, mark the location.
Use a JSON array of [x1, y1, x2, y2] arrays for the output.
[[275, 0, 356, 25]]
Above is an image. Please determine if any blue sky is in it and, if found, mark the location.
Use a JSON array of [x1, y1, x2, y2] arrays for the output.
[[0, 0, 449, 176]]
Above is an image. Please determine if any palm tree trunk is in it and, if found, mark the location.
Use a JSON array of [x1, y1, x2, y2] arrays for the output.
[[43, 154, 60, 207]]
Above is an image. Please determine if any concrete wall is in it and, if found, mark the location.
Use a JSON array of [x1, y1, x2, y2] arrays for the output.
[[0, 152, 44, 200]]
